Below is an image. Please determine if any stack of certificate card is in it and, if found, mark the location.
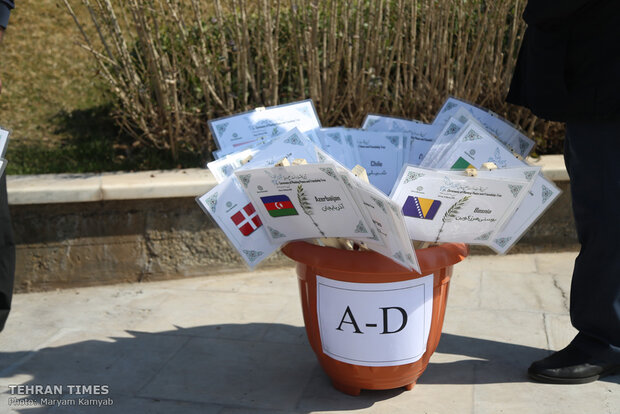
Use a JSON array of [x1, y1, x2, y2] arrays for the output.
[[363, 97, 560, 254], [197, 98, 561, 269], [198, 127, 420, 271], [0, 127, 9, 177], [397, 99, 561, 254]]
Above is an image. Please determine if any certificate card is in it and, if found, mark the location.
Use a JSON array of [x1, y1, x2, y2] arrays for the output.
[[338, 170, 420, 272], [361, 114, 435, 166], [235, 164, 373, 242], [362, 114, 427, 133], [311, 148, 415, 269], [303, 128, 324, 147], [237, 128, 320, 171], [0, 127, 9, 158], [196, 175, 282, 268], [208, 129, 321, 183], [351, 130, 406, 195], [208, 100, 321, 153], [434, 122, 524, 171], [391, 166, 531, 244], [488, 172, 562, 253], [207, 148, 259, 183], [317, 127, 359, 169], [385, 196, 422, 271], [407, 123, 440, 166], [420, 116, 466, 168], [433, 97, 535, 158]]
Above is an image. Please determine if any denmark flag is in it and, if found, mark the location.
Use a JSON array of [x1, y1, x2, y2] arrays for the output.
[[230, 203, 262, 236]]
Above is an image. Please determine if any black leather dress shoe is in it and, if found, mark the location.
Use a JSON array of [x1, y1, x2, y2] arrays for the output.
[[528, 343, 620, 384]]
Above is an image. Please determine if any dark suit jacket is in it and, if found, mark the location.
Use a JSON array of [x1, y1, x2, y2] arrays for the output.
[[0, 0, 14, 332], [506, 0, 620, 122], [0, 0, 14, 29]]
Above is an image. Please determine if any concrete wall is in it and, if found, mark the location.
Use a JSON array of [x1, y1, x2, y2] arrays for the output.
[[11, 198, 294, 292], [9, 158, 578, 292]]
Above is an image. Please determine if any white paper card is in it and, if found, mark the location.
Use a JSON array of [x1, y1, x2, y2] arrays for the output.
[[339, 171, 420, 272], [312, 148, 415, 269], [407, 125, 440, 166], [316, 274, 434, 367], [238, 128, 320, 170], [435, 123, 525, 171], [0, 128, 9, 158], [362, 115, 437, 167], [363, 114, 426, 133], [208, 129, 321, 182], [420, 116, 466, 168], [421, 108, 491, 169], [391, 166, 530, 243], [235, 164, 373, 242], [196, 176, 281, 268], [208, 100, 321, 152], [490, 173, 562, 253], [433, 97, 535, 157], [207, 148, 259, 183], [316, 127, 359, 169], [351, 130, 405, 194]]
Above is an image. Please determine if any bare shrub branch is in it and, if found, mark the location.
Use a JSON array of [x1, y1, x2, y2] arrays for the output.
[[63, 0, 560, 162]]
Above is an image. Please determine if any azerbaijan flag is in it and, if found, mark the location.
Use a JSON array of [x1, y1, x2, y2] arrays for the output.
[[260, 195, 299, 217]]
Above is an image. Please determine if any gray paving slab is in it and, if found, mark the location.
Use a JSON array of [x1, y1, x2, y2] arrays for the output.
[[534, 251, 579, 276], [479, 271, 568, 314], [446, 267, 482, 309], [474, 380, 620, 414], [51, 395, 223, 414], [137, 336, 317, 410], [0, 252, 618, 414], [125, 289, 288, 340], [0, 387, 49, 413], [2, 329, 189, 394], [454, 253, 538, 274]]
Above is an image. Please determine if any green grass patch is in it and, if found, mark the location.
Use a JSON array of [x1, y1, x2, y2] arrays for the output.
[[6, 104, 203, 175], [0, 0, 563, 175], [0, 1, 204, 174]]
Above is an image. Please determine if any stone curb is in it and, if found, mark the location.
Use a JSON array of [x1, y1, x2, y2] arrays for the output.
[[9, 155, 576, 292], [7, 168, 217, 205], [6, 155, 567, 205]]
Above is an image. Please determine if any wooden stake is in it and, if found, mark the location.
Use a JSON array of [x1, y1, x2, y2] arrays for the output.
[[412, 240, 431, 249], [466, 167, 478, 177], [319, 237, 351, 250], [274, 158, 291, 167], [240, 154, 254, 165], [481, 162, 498, 171], [351, 165, 370, 183]]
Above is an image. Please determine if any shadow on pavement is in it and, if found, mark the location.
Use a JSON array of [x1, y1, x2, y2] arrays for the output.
[[0, 324, 617, 413], [425, 332, 619, 386]]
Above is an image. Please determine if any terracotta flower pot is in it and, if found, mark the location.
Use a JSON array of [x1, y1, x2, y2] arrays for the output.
[[282, 241, 469, 396]]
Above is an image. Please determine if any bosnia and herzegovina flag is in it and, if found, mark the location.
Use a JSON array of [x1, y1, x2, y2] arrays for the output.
[[402, 196, 441, 220], [260, 195, 299, 217], [450, 156, 474, 170]]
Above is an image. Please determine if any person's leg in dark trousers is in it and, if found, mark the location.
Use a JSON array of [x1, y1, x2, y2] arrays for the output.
[[529, 120, 620, 383], [564, 120, 620, 362], [0, 173, 15, 332]]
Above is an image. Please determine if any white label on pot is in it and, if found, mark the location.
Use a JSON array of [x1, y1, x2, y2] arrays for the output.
[[316, 274, 434, 367]]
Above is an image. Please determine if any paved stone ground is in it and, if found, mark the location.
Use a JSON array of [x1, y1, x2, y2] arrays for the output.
[[0, 251, 618, 413]]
